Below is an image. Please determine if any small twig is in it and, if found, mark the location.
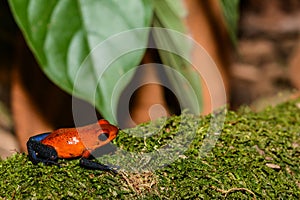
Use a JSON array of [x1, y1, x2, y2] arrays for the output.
[[119, 171, 159, 196], [211, 186, 257, 200], [120, 172, 137, 193]]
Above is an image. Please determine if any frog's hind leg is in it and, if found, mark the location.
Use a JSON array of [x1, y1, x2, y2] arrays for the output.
[[80, 157, 118, 173], [79, 150, 118, 173], [27, 133, 58, 166]]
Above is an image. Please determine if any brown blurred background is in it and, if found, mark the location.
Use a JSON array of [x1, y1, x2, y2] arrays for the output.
[[1, 0, 300, 158]]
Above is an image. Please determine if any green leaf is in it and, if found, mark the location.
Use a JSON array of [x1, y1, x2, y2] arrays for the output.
[[219, 0, 240, 44], [9, 0, 153, 124], [152, 0, 203, 114]]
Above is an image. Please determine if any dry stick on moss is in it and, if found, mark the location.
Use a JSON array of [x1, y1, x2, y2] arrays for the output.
[[211, 186, 257, 200], [120, 171, 158, 196], [120, 172, 137, 194]]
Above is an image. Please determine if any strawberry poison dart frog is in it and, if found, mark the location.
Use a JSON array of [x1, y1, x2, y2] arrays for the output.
[[27, 119, 119, 172]]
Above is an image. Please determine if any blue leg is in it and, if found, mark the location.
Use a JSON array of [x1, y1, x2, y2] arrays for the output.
[[29, 132, 51, 142], [80, 158, 118, 173], [27, 132, 58, 166]]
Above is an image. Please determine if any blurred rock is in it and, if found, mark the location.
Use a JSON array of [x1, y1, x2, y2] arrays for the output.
[[240, 0, 300, 37], [231, 63, 260, 82], [231, 0, 300, 108], [0, 102, 19, 159], [237, 40, 275, 65], [0, 129, 19, 159]]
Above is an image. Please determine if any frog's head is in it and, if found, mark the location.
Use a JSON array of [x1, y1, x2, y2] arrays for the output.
[[80, 120, 119, 149]]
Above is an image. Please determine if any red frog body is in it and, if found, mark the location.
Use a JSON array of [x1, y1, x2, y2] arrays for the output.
[[27, 119, 119, 172]]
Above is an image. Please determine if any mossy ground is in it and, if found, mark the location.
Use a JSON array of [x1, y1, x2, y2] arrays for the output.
[[1, 100, 300, 199]]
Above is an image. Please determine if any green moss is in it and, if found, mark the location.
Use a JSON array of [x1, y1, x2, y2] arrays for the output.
[[1, 100, 300, 199]]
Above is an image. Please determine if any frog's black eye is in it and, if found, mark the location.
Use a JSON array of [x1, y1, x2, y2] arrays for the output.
[[98, 133, 109, 141]]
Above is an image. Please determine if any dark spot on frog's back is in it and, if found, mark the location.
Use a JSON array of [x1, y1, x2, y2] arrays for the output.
[[98, 133, 109, 141]]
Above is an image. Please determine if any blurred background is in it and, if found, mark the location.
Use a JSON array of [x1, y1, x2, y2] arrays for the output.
[[1, 0, 300, 159]]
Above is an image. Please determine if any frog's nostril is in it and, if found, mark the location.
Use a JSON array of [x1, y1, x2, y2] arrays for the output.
[[98, 133, 109, 141]]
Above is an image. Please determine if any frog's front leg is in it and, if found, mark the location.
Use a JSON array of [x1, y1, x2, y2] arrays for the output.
[[79, 150, 118, 173], [27, 132, 58, 166]]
